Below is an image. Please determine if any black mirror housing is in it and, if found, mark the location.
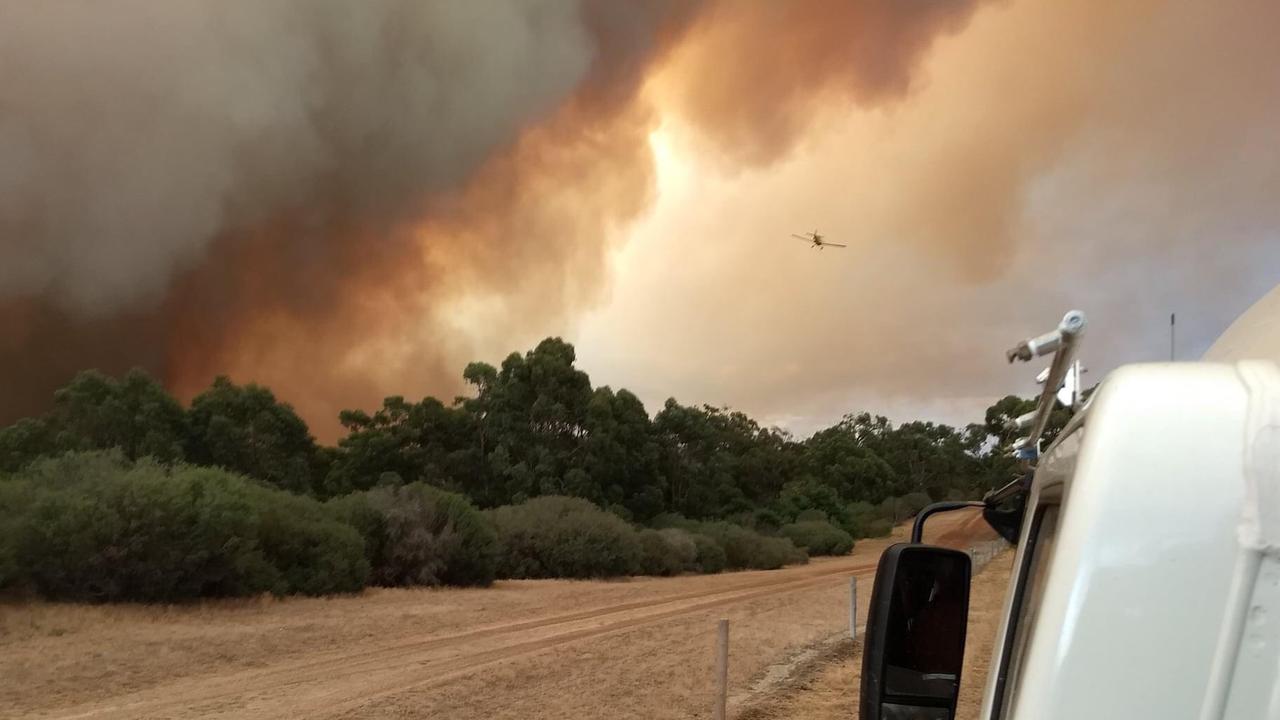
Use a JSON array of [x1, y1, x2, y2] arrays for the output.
[[860, 543, 972, 720]]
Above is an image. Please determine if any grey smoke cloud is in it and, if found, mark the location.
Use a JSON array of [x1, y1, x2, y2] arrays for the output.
[[0, 0, 986, 437], [0, 0, 703, 431], [0, 1, 602, 313]]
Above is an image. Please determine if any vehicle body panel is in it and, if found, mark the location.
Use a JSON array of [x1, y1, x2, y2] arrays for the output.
[[981, 362, 1257, 719]]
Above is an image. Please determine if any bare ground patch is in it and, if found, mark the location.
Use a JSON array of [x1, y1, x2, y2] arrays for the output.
[[730, 544, 1014, 720]]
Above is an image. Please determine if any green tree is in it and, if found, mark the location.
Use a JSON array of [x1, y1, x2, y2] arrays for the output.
[[977, 394, 1076, 493], [456, 338, 598, 507], [804, 417, 897, 502], [653, 400, 793, 518], [577, 387, 665, 519], [326, 396, 478, 497], [841, 413, 982, 501], [773, 476, 849, 526], [0, 417, 56, 472], [186, 377, 322, 495], [984, 394, 1073, 449], [4, 369, 189, 466]]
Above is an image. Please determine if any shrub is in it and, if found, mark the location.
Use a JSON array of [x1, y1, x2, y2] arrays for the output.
[[7, 452, 367, 601], [636, 529, 684, 576], [863, 518, 894, 538], [0, 480, 35, 591], [15, 461, 278, 601], [649, 513, 805, 571], [895, 492, 934, 519], [328, 483, 497, 587], [658, 528, 699, 571], [750, 535, 808, 570], [693, 521, 807, 571], [846, 500, 880, 519], [877, 496, 901, 523], [241, 479, 368, 596], [750, 507, 785, 533], [690, 533, 727, 574], [486, 496, 641, 579], [650, 512, 697, 531], [795, 508, 829, 523], [877, 492, 933, 524], [10, 449, 135, 491], [843, 501, 881, 538], [780, 521, 854, 556], [606, 503, 635, 523]]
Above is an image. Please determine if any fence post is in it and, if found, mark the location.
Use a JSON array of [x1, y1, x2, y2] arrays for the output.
[[849, 577, 858, 641], [713, 619, 729, 720]]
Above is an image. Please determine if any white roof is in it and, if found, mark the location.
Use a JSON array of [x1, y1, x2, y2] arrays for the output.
[[983, 361, 1276, 719], [1205, 284, 1280, 362]]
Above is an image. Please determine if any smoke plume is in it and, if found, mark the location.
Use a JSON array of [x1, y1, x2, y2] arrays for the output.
[[0, 0, 980, 437], [577, 0, 1280, 433]]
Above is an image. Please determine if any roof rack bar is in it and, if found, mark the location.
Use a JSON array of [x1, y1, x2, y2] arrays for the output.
[[983, 311, 1086, 508], [1006, 310, 1088, 457]]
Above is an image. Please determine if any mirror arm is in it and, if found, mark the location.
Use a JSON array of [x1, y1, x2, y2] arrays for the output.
[[911, 501, 986, 543], [983, 475, 1028, 506]]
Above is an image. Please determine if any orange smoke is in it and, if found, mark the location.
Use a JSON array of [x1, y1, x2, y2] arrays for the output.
[[654, 0, 977, 166], [165, 94, 667, 438], [0, 1, 984, 440]]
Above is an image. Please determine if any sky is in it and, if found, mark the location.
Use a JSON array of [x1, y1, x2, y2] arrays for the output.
[[570, 0, 1280, 434], [2, 0, 1278, 440]]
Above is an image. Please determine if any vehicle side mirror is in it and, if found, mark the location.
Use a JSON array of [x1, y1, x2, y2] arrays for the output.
[[860, 544, 972, 720]]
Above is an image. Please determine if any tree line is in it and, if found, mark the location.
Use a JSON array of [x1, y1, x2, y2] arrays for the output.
[[0, 337, 1049, 519], [0, 337, 1064, 602]]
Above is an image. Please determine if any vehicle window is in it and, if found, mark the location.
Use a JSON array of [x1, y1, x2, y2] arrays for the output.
[[991, 505, 1060, 719]]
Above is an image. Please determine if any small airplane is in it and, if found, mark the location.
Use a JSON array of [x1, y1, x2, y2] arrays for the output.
[[790, 230, 846, 249]]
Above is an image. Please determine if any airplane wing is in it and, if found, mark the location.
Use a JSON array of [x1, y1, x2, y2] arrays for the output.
[[791, 234, 813, 241], [825, 242, 847, 248]]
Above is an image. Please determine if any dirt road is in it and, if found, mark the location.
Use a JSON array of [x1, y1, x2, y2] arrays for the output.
[[735, 544, 1014, 720], [1, 510, 995, 719]]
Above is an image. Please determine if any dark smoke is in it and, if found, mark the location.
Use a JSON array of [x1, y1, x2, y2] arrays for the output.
[[0, 0, 980, 437]]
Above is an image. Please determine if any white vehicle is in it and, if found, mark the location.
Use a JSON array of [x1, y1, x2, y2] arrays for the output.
[[858, 301, 1280, 720]]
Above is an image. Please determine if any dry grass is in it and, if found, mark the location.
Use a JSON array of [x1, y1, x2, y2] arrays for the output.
[[733, 545, 1015, 720], [0, 510, 995, 720]]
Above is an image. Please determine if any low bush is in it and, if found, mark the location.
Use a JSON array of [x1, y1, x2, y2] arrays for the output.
[[5, 452, 366, 601], [690, 532, 727, 574], [780, 520, 854, 556], [636, 529, 684, 576], [863, 518, 894, 538], [649, 512, 697, 531], [242, 479, 367, 596], [15, 461, 272, 601], [877, 496, 901, 523], [795, 508, 829, 523], [693, 521, 807, 570], [328, 483, 497, 587], [0, 480, 34, 592], [8, 449, 136, 491], [877, 492, 933, 524], [749, 507, 786, 533], [898, 492, 934, 518], [486, 496, 641, 579], [658, 528, 699, 571], [648, 513, 806, 570], [843, 501, 880, 538]]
